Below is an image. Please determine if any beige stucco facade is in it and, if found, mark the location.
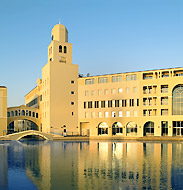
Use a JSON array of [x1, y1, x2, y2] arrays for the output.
[[0, 87, 7, 136], [19, 23, 183, 138], [25, 23, 78, 136]]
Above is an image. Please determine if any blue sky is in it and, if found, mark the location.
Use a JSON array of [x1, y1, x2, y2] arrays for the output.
[[1, 0, 183, 106]]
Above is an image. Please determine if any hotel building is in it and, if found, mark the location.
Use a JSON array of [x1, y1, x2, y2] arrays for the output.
[[4, 22, 183, 138]]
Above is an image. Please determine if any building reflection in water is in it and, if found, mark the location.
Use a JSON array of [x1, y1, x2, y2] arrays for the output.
[[2, 141, 183, 189]]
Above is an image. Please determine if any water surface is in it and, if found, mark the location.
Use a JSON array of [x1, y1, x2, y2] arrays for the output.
[[0, 140, 182, 190]]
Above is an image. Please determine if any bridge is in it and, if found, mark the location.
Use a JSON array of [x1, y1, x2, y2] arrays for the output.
[[7, 105, 41, 131], [0, 130, 57, 141]]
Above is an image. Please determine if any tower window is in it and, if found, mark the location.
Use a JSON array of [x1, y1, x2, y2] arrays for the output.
[[51, 35, 54, 40], [71, 80, 75, 84], [71, 91, 74, 94], [64, 46, 67, 53], [72, 112, 74, 116], [71, 102, 74, 105], [59, 45, 62, 53]]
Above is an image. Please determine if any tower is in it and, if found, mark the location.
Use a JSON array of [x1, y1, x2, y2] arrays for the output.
[[41, 22, 78, 135]]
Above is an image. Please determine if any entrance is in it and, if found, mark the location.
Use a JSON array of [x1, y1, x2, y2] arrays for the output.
[[173, 121, 183, 136]]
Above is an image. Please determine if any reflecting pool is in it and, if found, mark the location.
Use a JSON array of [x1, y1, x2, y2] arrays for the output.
[[0, 140, 183, 190]]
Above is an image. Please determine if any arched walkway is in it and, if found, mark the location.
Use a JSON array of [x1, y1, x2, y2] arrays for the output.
[[112, 122, 123, 135], [7, 120, 39, 134], [98, 122, 108, 135], [144, 121, 154, 136]]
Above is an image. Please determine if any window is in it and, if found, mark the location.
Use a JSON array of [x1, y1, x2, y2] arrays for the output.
[[112, 75, 122, 82], [32, 112, 35, 117], [126, 122, 137, 135], [98, 77, 108, 84], [161, 85, 168, 93], [133, 87, 137, 93], [85, 91, 88, 96], [143, 73, 153, 80], [126, 88, 130, 93], [104, 89, 108, 94], [101, 101, 105, 108], [71, 102, 75, 105], [172, 85, 183, 115], [98, 112, 102, 118], [91, 112, 95, 118], [108, 100, 112, 107], [91, 90, 95, 95], [7, 112, 10, 117], [162, 121, 168, 136], [85, 78, 95, 85], [29, 111, 31, 117], [59, 45, 62, 53], [72, 112, 74, 116], [161, 109, 168, 116], [88, 101, 92, 108], [144, 121, 154, 136], [64, 46, 67, 53], [122, 99, 126, 107], [85, 112, 89, 118], [133, 111, 138, 117], [36, 113, 38, 118], [105, 112, 109, 117], [98, 122, 108, 135], [84, 102, 86, 109], [71, 91, 74, 95], [112, 122, 123, 135], [119, 111, 122, 117], [95, 101, 99, 108], [115, 100, 119, 107], [71, 80, 75, 84], [118, 88, 123, 93], [161, 97, 168, 105], [11, 111, 14, 117], [111, 89, 115, 94], [143, 110, 147, 116], [112, 112, 116, 117], [143, 86, 147, 94], [126, 74, 137, 81], [98, 90, 102, 95], [126, 111, 130, 117], [137, 99, 139, 106]]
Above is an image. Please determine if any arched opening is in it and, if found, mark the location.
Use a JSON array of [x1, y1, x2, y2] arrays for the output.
[[7, 112, 10, 117], [18, 134, 47, 141], [64, 46, 67, 53], [7, 119, 39, 134], [21, 110, 25, 116], [112, 122, 123, 135], [15, 110, 18, 116], [98, 122, 108, 135], [126, 122, 137, 136], [11, 111, 14, 117], [144, 121, 154, 136], [172, 84, 183, 115], [59, 45, 62, 53]]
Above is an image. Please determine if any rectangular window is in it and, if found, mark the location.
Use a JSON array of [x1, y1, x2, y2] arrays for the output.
[[98, 90, 102, 95], [112, 111, 116, 117], [95, 101, 99, 108], [85, 78, 95, 85], [98, 77, 108, 84], [126, 74, 137, 81], [161, 97, 168, 105], [137, 99, 139, 106], [85, 112, 89, 118], [161, 109, 168, 116], [126, 111, 130, 117], [88, 101, 92, 108], [133, 87, 137, 93], [111, 89, 115, 94], [98, 112, 102, 118], [104, 89, 108, 94], [130, 99, 134, 107], [122, 99, 127, 107], [143, 110, 147, 116], [105, 112, 109, 118], [91, 112, 95, 118], [118, 88, 123, 93], [126, 88, 130, 93], [91, 90, 95, 95], [115, 100, 119, 107], [84, 102, 86, 109], [112, 75, 122, 82], [101, 101, 105, 108], [161, 85, 168, 93], [85, 91, 88, 96], [108, 100, 112, 107], [119, 111, 122, 117], [133, 111, 138, 117]]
